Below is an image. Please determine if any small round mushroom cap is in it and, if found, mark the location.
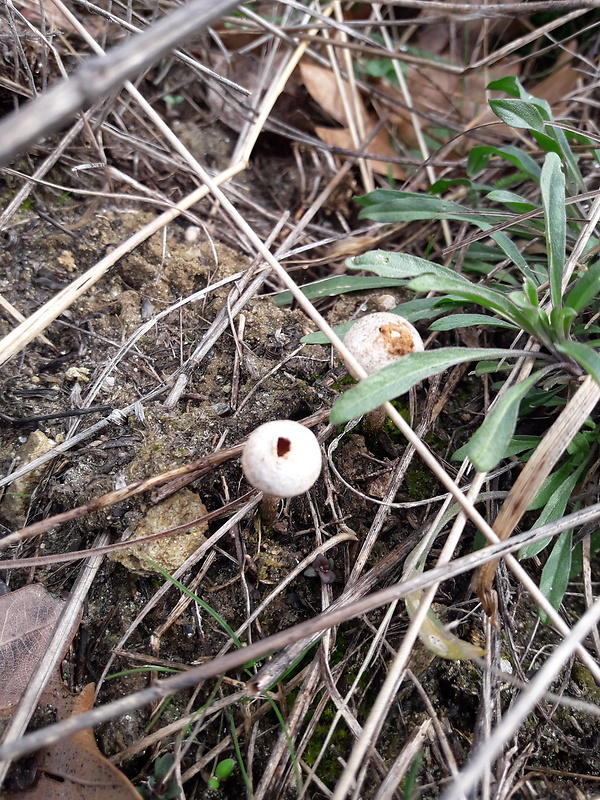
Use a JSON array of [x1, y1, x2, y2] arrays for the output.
[[242, 420, 322, 498], [342, 312, 424, 377]]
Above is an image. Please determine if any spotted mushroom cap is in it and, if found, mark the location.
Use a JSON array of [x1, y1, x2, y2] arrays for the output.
[[242, 420, 322, 498], [342, 312, 424, 378]]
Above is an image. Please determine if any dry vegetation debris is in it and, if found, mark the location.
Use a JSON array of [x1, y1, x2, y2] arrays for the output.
[[1, 1, 600, 798]]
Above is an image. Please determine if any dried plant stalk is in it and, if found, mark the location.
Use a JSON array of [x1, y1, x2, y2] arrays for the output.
[[472, 375, 600, 624]]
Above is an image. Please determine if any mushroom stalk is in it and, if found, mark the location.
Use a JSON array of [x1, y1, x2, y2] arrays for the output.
[[259, 493, 279, 529]]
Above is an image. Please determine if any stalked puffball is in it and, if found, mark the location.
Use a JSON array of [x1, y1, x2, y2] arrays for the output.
[[342, 312, 424, 378], [242, 420, 322, 498]]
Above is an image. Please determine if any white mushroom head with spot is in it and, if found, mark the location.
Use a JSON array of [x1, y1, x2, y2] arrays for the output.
[[342, 311, 424, 378], [242, 420, 322, 498]]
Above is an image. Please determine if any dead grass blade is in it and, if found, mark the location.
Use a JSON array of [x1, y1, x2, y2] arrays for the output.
[[2, 510, 599, 770], [441, 595, 600, 800], [472, 375, 600, 622], [0, 0, 241, 164]]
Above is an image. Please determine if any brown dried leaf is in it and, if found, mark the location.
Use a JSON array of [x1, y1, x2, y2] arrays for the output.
[[299, 61, 352, 126], [204, 51, 306, 134], [299, 62, 404, 178], [0, 585, 64, 716], [20, 684, 141, 800], [0, 586, 139, 799], [314, 122, 405, 179], [14, 0, 80, 34]]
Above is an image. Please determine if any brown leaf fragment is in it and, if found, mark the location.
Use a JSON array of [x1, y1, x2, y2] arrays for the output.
[[14, 0, 80, 33], [22, 684, 141, 800], [314, 122, 405, 179], [299, 61, 351, 126], [204, 51, 306, 134], [0, 585, 64, 716], [0, 586, 139, 799]]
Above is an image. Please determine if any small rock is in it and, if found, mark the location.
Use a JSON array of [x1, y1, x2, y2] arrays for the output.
[[109, 489, 208, 575], [1, 430, 56, 528], [65, 366, 90, 383]]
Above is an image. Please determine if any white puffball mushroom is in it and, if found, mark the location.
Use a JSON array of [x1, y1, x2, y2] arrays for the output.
[[342, 311, 423, 379], [242, 420, 322, 499], [341, 312, 424, 438]]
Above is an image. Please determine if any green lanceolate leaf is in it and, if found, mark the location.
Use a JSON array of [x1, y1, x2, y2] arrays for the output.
[[489, 98, 547, 132], [301, 321, 354, 344], [347, 249, 466, 280], [354, 190, 469, 222], [429, 314, 519, 332], [274, 276, 403, 306], [467, 144, 541, 182], [465, 372, 543, 472], [486, 75, 523, 97], [549, 124, 585, 191], [540, 152, 566, 310], [505, 292, 554, 345], [387, 296, 452, 321], [564, 260, 600, 313], [550, 306, 577, 341], [454, 434, 540, 461], [538, 529, 573, 623], [354, 202, 529, 272], [528, 460, 579, 512], [556, 340, 600, 387], [408, 273, 531, 329], [522, 275, 540, 304], [486, 189, 536, 213], [519, 472, 580, 560], [488, 76, 553, 118], [488, 228, 530, 272], [429, 177, 472, 193], [330, 347, 526, 423]]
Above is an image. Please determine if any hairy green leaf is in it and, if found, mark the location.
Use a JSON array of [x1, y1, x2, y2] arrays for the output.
[[489, 98, 547, 132], [564, 260, 600, 313], [355, 190, 469, 221], [540, 152, 566, 310], [538, 530, 573, 622], [467, 144, 541, 181], [428, 314, 518, 332], [454, 434, 540, 462], [487, 76, 522, 96], [408, 273, 526, 325], [486, 189, 536, 213], [465, 372, 542, 471], [274, 275, 401, 306], [330, 347, 524, 422], [519, 471, 580, 560], [347, 250, 465, 280], [557, 340, 600, 387], [301, 321, 353, 344]]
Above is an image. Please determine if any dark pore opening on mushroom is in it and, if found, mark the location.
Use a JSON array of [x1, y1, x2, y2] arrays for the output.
[[277, 437, 291, 458]]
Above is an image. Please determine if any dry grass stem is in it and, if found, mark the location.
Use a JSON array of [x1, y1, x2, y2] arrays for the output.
[[1, 2, 599, 796]]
